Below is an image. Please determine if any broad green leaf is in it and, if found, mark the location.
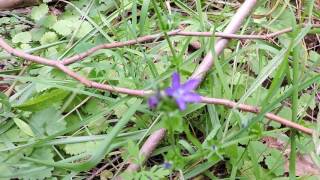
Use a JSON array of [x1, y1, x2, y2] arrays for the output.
[[14, 89, 70, 111], [40, 32, 58, 45], [64, 141, 102, 155], [52, 20, 72, 36], [0, 17, 10, 25], [24, 99, 141, 171], [265, 149, 285, 176], [76, 21, 93, 39], [12, 32, 32, 44], [31, 4, 49, 21], [13, 118, 35, 137], [40, 15, 57, 28], [29, 107, 66, 136]]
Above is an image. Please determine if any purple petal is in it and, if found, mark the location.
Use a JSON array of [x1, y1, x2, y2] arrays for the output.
[[182, 92, 201, 103], [182, 79, 200, 91], [176, 98, 187, 110], [165, 87, 175, 96], [163, 162, 172, 169], [148, 96, 159, 109], [171, 72, 180, 89]]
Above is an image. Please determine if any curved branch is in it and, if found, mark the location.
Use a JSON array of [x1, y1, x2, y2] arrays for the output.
[[0, 38, 150, 96], [200, 96, 313, 135], [190, 0, 257, 80], [0, 37, 313, 134], [62, 24, 320, 65]]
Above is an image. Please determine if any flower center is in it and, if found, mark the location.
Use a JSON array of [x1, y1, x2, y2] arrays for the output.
[[173, 88, 184, 98]]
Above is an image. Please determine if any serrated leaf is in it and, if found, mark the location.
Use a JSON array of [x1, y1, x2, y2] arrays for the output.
[[45, 115, 66, 135], [22, 148, 54, 180], [64, 141, 102, 155], [0, 17, 10, 25], [14, 89, 70, 112], [12, 32, 32, 44], [31, 28, 46, 42], [20, 43, 31, 50], [29, 108, 66, 136], [13, 118, 35, 137], [0, 92, 12, 118], [31, 4, 49, 21], [76, 21, 93, 39], [40, 32, 58, 45], [52, 20, 72, 36], [40, 15, 57, 28], [84, 99, 105, 115], [265, 149, 285, 176]]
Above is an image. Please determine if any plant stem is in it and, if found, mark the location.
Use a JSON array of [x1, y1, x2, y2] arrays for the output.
[[289, 45, 300, 179]]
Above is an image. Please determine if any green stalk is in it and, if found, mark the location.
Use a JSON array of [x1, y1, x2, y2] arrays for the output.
[[151, 0, 179, 65], [289, 45, 299, 179]]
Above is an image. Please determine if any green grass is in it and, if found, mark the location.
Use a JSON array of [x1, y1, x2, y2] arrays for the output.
[[0, 0, 319, 179]]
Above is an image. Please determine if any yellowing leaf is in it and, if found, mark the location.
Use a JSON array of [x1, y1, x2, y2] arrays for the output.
[[13, 118, 35, 137]]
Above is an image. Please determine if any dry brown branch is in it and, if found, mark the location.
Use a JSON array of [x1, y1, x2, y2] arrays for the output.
[[200, 97, 313, 135], [2, 26, 319, 66], [62, 24, 320, 65], [0, 37, 150, 96], [0, 37, 313, 136], [190, 0, 255, 80]]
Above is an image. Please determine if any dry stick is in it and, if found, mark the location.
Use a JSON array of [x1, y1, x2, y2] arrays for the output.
[[4, 63, 28, 96], [191, 0, 257, 80], [0, 39, 315, 168], [0, 38, 150, 96], [4, 23, 318, 95], [61, 24, 320, 65], [0, 34, 315, 168], [200, 97, 313, 135]]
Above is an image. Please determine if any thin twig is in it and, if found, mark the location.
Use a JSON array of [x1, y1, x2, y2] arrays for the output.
[[200, 96, 313, 135], [4, 63, 28, 96], [0, 36, 313, 135], [87, 156, 121, 180], [1, 35, 315, 168], [2, 26, 319, 66], [0, 37, 150, 96], [62, 24, 320, 65]]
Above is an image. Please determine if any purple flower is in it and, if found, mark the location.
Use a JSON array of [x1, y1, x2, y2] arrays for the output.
[[163, 162, 172, 169], [165, 72, 201, 110], [148, 95, 159, 109]]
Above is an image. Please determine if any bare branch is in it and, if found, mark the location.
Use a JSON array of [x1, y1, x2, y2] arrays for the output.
[[190, 0, 258, 80], [200, 96, 313, 135], [62, 24, 320, 65], [0, 36, 314, 135]]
